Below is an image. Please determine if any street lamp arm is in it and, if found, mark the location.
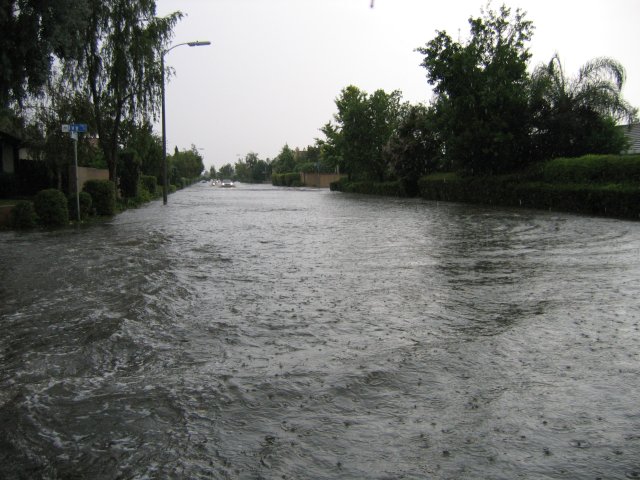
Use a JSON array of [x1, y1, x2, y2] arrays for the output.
[[160, 39, 211, 205], [164, 40, 211, 55]]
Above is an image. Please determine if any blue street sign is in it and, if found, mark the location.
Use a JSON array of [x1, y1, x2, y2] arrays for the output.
[[69, 124, 87, 133]]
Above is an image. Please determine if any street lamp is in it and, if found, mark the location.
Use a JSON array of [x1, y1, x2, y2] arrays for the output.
[[161, 40, 211, 204]]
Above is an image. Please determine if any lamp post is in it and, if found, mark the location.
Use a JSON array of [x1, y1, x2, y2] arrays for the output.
[[161, 40, 211, 204]]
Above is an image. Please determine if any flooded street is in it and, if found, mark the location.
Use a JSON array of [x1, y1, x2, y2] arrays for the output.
[[1, 183, 639, 479]]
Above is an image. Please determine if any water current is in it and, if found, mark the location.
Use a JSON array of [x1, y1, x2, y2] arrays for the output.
[[1, 183, 639, 479]]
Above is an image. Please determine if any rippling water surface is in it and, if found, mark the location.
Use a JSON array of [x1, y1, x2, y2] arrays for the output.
[[1, 184, 639, 479]]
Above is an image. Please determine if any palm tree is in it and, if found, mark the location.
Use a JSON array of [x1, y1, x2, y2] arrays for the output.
[[529, 54, 637, 160]]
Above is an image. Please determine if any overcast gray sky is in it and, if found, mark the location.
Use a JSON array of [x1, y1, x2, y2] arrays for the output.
[[154, 0, 640, 171]]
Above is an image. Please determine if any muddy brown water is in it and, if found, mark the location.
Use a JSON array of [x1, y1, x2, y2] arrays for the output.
[[1, 183, 639, 479]]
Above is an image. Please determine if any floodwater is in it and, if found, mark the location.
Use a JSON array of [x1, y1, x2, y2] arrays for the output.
[[1, 183, 639, 479]]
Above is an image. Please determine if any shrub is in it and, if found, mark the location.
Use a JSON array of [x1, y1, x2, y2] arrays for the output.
[[513, 182, 640, 218], [68, 191, 92, 221], [417, 172, 640, 219], [10, 201, 36, 229], [83, 179, 116, 216], [329, 177, 349, 191], [140, 175, 158, 196], [330, 179, 407, 196], [419, 173, 531, 205], [118, 150, 141, 198], [272, 172, 302, 187], [534, 154, 640, 184], [135, 184, 153, 203], [34, 189, 69, 227]]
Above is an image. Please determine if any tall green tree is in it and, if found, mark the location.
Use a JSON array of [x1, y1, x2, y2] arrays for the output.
[[388, 104, 442, 196], [168, 144, 204, 183], [120, 120, 162, 181], [271, 144, 296, 174], [66, 1, 181, 181], [235, 152, 270, 183], [293, 145, 331, 173], [316, 131, 343, 174], [417, 5, 534, 174], [322, 85, 404, 181], [218, 163, 234, 179], [0, 0, 88, 108], [29, 84, 103, 190], [529, 54, 637, 159], [234, 156, 251, 182]]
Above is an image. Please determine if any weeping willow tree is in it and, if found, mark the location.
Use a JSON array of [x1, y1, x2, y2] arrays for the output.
[[61, 1, 182, 181], [529, 54, 638, 160]]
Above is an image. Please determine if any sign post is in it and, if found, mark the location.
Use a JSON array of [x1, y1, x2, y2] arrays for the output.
[[62, 124, 87, 222]]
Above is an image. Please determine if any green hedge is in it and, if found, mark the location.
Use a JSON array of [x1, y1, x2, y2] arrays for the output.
[[272, 172, 302, 187], [10, 201, 36, 229], [118, 150, 141, 198], [418, 173, 522, 205], [34, 189, 69, 227], [330, 178, 407, 197], [83, 179, 116, 216], [418, 171, 640, 219], [68, 191, 92, 221], [140, 175, 158, 196], [513, 182, 640, 218], [534, 154, 640, 184]]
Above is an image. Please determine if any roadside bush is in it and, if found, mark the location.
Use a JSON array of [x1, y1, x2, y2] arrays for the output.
[[534, 154, 640, 184], [34, 189, 69, 227], [329, 177, 349, 191], [418, 172, 640, 219], [68, 191, 92, 220], [272, 172, 302, 187], [418, 173, 521, 205], [10, 201, 36, 229], [513, 182, 640, 218], [140, 175, 158, 196], [83, 179, 116, 216], [118, 150, 141, 198], [330, 179, 407, 197]]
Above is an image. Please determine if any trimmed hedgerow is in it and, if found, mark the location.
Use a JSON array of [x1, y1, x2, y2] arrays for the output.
[[83, 179, 116, 216], [330, 178, 407, 197], [534, 154, 640, 184], [513, 182, 640, 218], [34, 189, 69, 227], [272, 172, 302, 187], [418, 170, 640, 219], [10, 201, 36, 229]]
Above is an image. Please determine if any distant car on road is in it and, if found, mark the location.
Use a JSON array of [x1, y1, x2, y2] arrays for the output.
[[221, 179, 235, 188]]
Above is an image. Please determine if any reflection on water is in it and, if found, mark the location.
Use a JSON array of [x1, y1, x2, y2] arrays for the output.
[[1, 183, 639, 479]]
